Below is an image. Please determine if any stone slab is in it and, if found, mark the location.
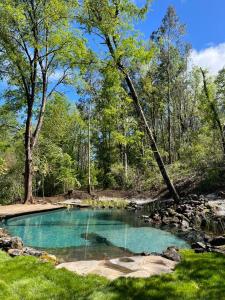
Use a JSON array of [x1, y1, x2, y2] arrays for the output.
[[57, 255, 177, 280]]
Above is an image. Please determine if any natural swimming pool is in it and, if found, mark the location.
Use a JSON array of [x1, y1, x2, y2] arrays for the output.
[[3, 209, 189, 261]]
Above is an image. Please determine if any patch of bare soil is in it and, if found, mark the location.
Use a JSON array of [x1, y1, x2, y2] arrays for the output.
[[32, 189, 159, 204]]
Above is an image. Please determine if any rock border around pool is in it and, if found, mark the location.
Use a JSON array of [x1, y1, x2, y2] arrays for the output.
[[0, 227, 58, 264]]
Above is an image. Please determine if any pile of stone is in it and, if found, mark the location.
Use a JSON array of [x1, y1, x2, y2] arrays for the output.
[[0, 227, 57, 263], [191, 235, 225, 255], [138, 194, 220, 232]]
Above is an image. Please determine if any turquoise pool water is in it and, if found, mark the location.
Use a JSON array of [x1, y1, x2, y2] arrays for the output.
[[3, 209, 189, 261]]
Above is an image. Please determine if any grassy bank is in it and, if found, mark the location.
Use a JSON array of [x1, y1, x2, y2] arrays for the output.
[[0, 250, 225, 300]]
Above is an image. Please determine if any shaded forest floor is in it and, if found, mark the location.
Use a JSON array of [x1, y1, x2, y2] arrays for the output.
[[33, 172, 225, 205]]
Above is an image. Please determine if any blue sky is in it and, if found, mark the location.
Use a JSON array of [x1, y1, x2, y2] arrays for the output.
[[135, 0, 225, 75], [139, 0, 225, 50]]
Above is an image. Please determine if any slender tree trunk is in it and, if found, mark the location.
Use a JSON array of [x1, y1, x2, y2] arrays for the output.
[[87, 102, 91, 194], [23, 109, 33, 204], [168, 75, 172, 164], [124, 144, 128, 182]]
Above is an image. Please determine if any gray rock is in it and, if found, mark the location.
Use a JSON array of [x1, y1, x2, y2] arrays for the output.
[[162, 247, 181, 262], [23, 247, 43, 257], [152, 214, 161, 222], [181, 219, 189, 229], [11, 237, 23, 250], [167, 208, 176, 216], [171, 216, 179, 224], [190, 194, 198, 201], [0, 228, 8, 238], [209, 236, 225, 246], [162, 216, 171, 225], [0, 237, 12, 250], [191, 242, 206, 250], [217, 191, 225, 198], [8, 249, 23, 257]]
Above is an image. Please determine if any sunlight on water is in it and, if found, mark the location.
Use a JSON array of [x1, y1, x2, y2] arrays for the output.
[[4, 209, 189, 261]]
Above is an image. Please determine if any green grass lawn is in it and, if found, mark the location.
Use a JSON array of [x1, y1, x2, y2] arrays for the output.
[[0, 250, 225, 300]]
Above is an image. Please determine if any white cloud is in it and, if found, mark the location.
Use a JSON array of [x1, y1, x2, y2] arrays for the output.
[[190, 43, 225, 75]]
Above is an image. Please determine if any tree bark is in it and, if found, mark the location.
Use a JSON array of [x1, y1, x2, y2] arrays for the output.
[[23, 107, 34, 204]]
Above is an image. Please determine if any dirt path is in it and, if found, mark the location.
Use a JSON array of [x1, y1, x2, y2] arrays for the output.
[[0, 204, 64, 220]]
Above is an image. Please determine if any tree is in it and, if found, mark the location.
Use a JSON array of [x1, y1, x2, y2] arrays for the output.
[[77, 0, 180, 202], [0, 0, 87, 203], [150, 6, 190, 163], [201, 68, 225, 158]]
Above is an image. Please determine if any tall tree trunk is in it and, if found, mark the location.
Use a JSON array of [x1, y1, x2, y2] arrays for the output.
[[124, 144, 128, 182], [167, 74, 172, 164], [105, 35, 180, 203], [87, 102, 91, 194], [23, 109, 33, 204]]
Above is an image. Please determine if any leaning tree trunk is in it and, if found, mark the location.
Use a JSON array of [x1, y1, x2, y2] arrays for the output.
[[125, 73, 180, 203], [104, 34, 180, 203]]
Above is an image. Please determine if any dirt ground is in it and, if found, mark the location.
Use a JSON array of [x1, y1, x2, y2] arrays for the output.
[[33, 189, 159, 205]]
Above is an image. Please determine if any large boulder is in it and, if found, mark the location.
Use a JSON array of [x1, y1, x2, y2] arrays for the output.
[[162, 247, 181, 262], [11, 237, 23, 250], [0, 228, 8, 238], [8, 249, 23, 257], [0, 237, 12, 250], [0, 236, 23, 251]]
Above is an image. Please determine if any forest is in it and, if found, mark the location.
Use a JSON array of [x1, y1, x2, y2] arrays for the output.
[[0, 0, 225, 204]]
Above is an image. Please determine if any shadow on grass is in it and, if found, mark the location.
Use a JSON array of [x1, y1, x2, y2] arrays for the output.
[[106, 251, 225, 300]]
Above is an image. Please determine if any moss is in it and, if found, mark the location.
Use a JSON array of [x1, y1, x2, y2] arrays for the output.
[[0, 250, 225, 299]]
